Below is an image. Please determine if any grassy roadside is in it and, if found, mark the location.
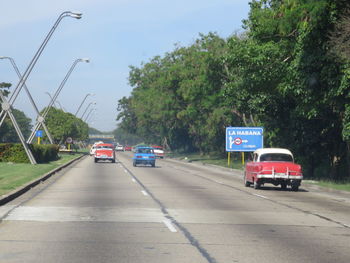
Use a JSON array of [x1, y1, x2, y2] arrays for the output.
[[303, 180, 350, 192], [167, 152, 244, 170], [0, 153, 84, 196], [167, 152, 350, 192]]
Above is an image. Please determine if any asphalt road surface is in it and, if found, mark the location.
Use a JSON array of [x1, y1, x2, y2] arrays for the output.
[[1, 152, 350, 263]]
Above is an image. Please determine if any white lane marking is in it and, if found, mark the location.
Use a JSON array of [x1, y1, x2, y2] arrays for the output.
[[132, 178, 136, 183], [163, 218, 177, 233], [253, 193, 269, 199], [124, 169, 128, 173], [5, 207, 164, 223], [141, 190, 148, 196]]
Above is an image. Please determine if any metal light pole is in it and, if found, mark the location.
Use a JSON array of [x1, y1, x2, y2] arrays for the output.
[[84, 108, 96, 122], [45, 92, 65, 111], [81, 101, 96, 120], [0, 11, 82, 164], [45, 92, 58, 108], [55, 101, 66, 112], [27, 58, 90, 144], [0, 56, 54, 144], [0, 11, 82, 126], [86, 109, 96, 122], [75, 93, 94, 116]]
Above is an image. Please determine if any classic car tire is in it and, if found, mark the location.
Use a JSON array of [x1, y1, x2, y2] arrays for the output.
[[112, 159, 115, 163], [244, 175, 251, 187], [151, 162, 155, 167], [253, 180, 261, 189], [133, 161, 137, 167], [291, 184, 299, 191], [280, 182, 287, 190], [94, 158, 98, 163]]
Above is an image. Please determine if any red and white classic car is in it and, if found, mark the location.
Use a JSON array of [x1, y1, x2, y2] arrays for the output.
[[94, 143, 116, 163], [151, 145, 164, 159], [244, 148, 303, 191]]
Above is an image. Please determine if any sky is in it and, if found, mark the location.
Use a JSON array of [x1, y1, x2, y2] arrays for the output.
[[0, 0, 251, 132]]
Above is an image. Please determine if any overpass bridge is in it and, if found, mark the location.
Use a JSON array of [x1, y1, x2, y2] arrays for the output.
[[88, 134, 115, 144]]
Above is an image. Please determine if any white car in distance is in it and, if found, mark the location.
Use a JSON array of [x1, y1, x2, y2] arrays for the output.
[[115, 145, 124, 151], [90, 141, 103, 155]]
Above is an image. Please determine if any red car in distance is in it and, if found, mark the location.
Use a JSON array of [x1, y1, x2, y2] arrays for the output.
[[244, 148, 303, 191], [94, 143, 116, 163], [124, 145, 132, 151]]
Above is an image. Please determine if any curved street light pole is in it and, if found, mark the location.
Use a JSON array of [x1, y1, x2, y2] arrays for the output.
[[27, 58, 89, 144], [0, 11, 82, 123], [0, 57, 54, 144], [45, 92, 57, 108], [81, 101, 96, 120], [86, 114, 95, 124], [55, 101, 65, 112], [75, 93, 94, 116], [84, 108, 95, 122], [45, 92, 62, 110], [0, 11, 81, 164]]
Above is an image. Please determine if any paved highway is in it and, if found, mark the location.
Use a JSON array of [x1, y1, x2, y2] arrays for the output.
[[0, 152, 350, 263]]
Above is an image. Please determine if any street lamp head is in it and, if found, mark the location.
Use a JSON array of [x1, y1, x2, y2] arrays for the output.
[[0, 56, 10, 60], [81, 58, 90, 63], [69, 11, 82, 19]]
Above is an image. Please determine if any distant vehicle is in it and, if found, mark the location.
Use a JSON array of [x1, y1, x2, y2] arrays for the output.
[[94, 143, 115, 163], [244, 148, 303, 191], [115, 145, 124, 151], [89, 141, 103, 156], [132, 147, 156, 167], [124, 145, 132, 151], [151, 145, 164, 159]]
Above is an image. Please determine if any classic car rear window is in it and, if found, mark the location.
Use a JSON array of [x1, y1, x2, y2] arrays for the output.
[[260, 153, 293, 162]]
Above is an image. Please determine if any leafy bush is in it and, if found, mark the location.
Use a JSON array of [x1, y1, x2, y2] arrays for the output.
[[0, 143, 59, 163], [0, 143, 29, 163]]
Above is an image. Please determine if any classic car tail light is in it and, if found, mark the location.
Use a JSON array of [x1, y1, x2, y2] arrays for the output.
[[136, 155, 142, 158], [149, 156, 155, 159]]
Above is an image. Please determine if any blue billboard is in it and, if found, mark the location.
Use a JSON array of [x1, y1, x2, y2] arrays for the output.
[[226, 127, 263, 152]]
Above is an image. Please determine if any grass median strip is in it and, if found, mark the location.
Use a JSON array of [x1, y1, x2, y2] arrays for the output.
[[0, 154, 82, 196]]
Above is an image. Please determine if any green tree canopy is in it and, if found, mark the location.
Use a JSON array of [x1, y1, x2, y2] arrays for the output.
[[116, 0, 350, 180], [44, 107, 88, 144]]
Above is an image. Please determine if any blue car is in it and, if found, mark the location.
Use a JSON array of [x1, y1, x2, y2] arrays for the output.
[[133, 147, 156, 167]]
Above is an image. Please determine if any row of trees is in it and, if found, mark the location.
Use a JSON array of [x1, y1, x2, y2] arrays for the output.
[[113, 126, 143, 146], [43, 107, 89, 144], [0, 83, 89, 145], [117, 0, 350, 180]]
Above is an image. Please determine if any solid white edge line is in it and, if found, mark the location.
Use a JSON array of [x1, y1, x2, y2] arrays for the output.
[[163, 219, 177, 232], [141, 190, 148, 196]]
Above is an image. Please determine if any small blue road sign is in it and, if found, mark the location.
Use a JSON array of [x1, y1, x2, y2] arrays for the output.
[[226, 127, 263, 152], [36, 130, 43, 138]]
